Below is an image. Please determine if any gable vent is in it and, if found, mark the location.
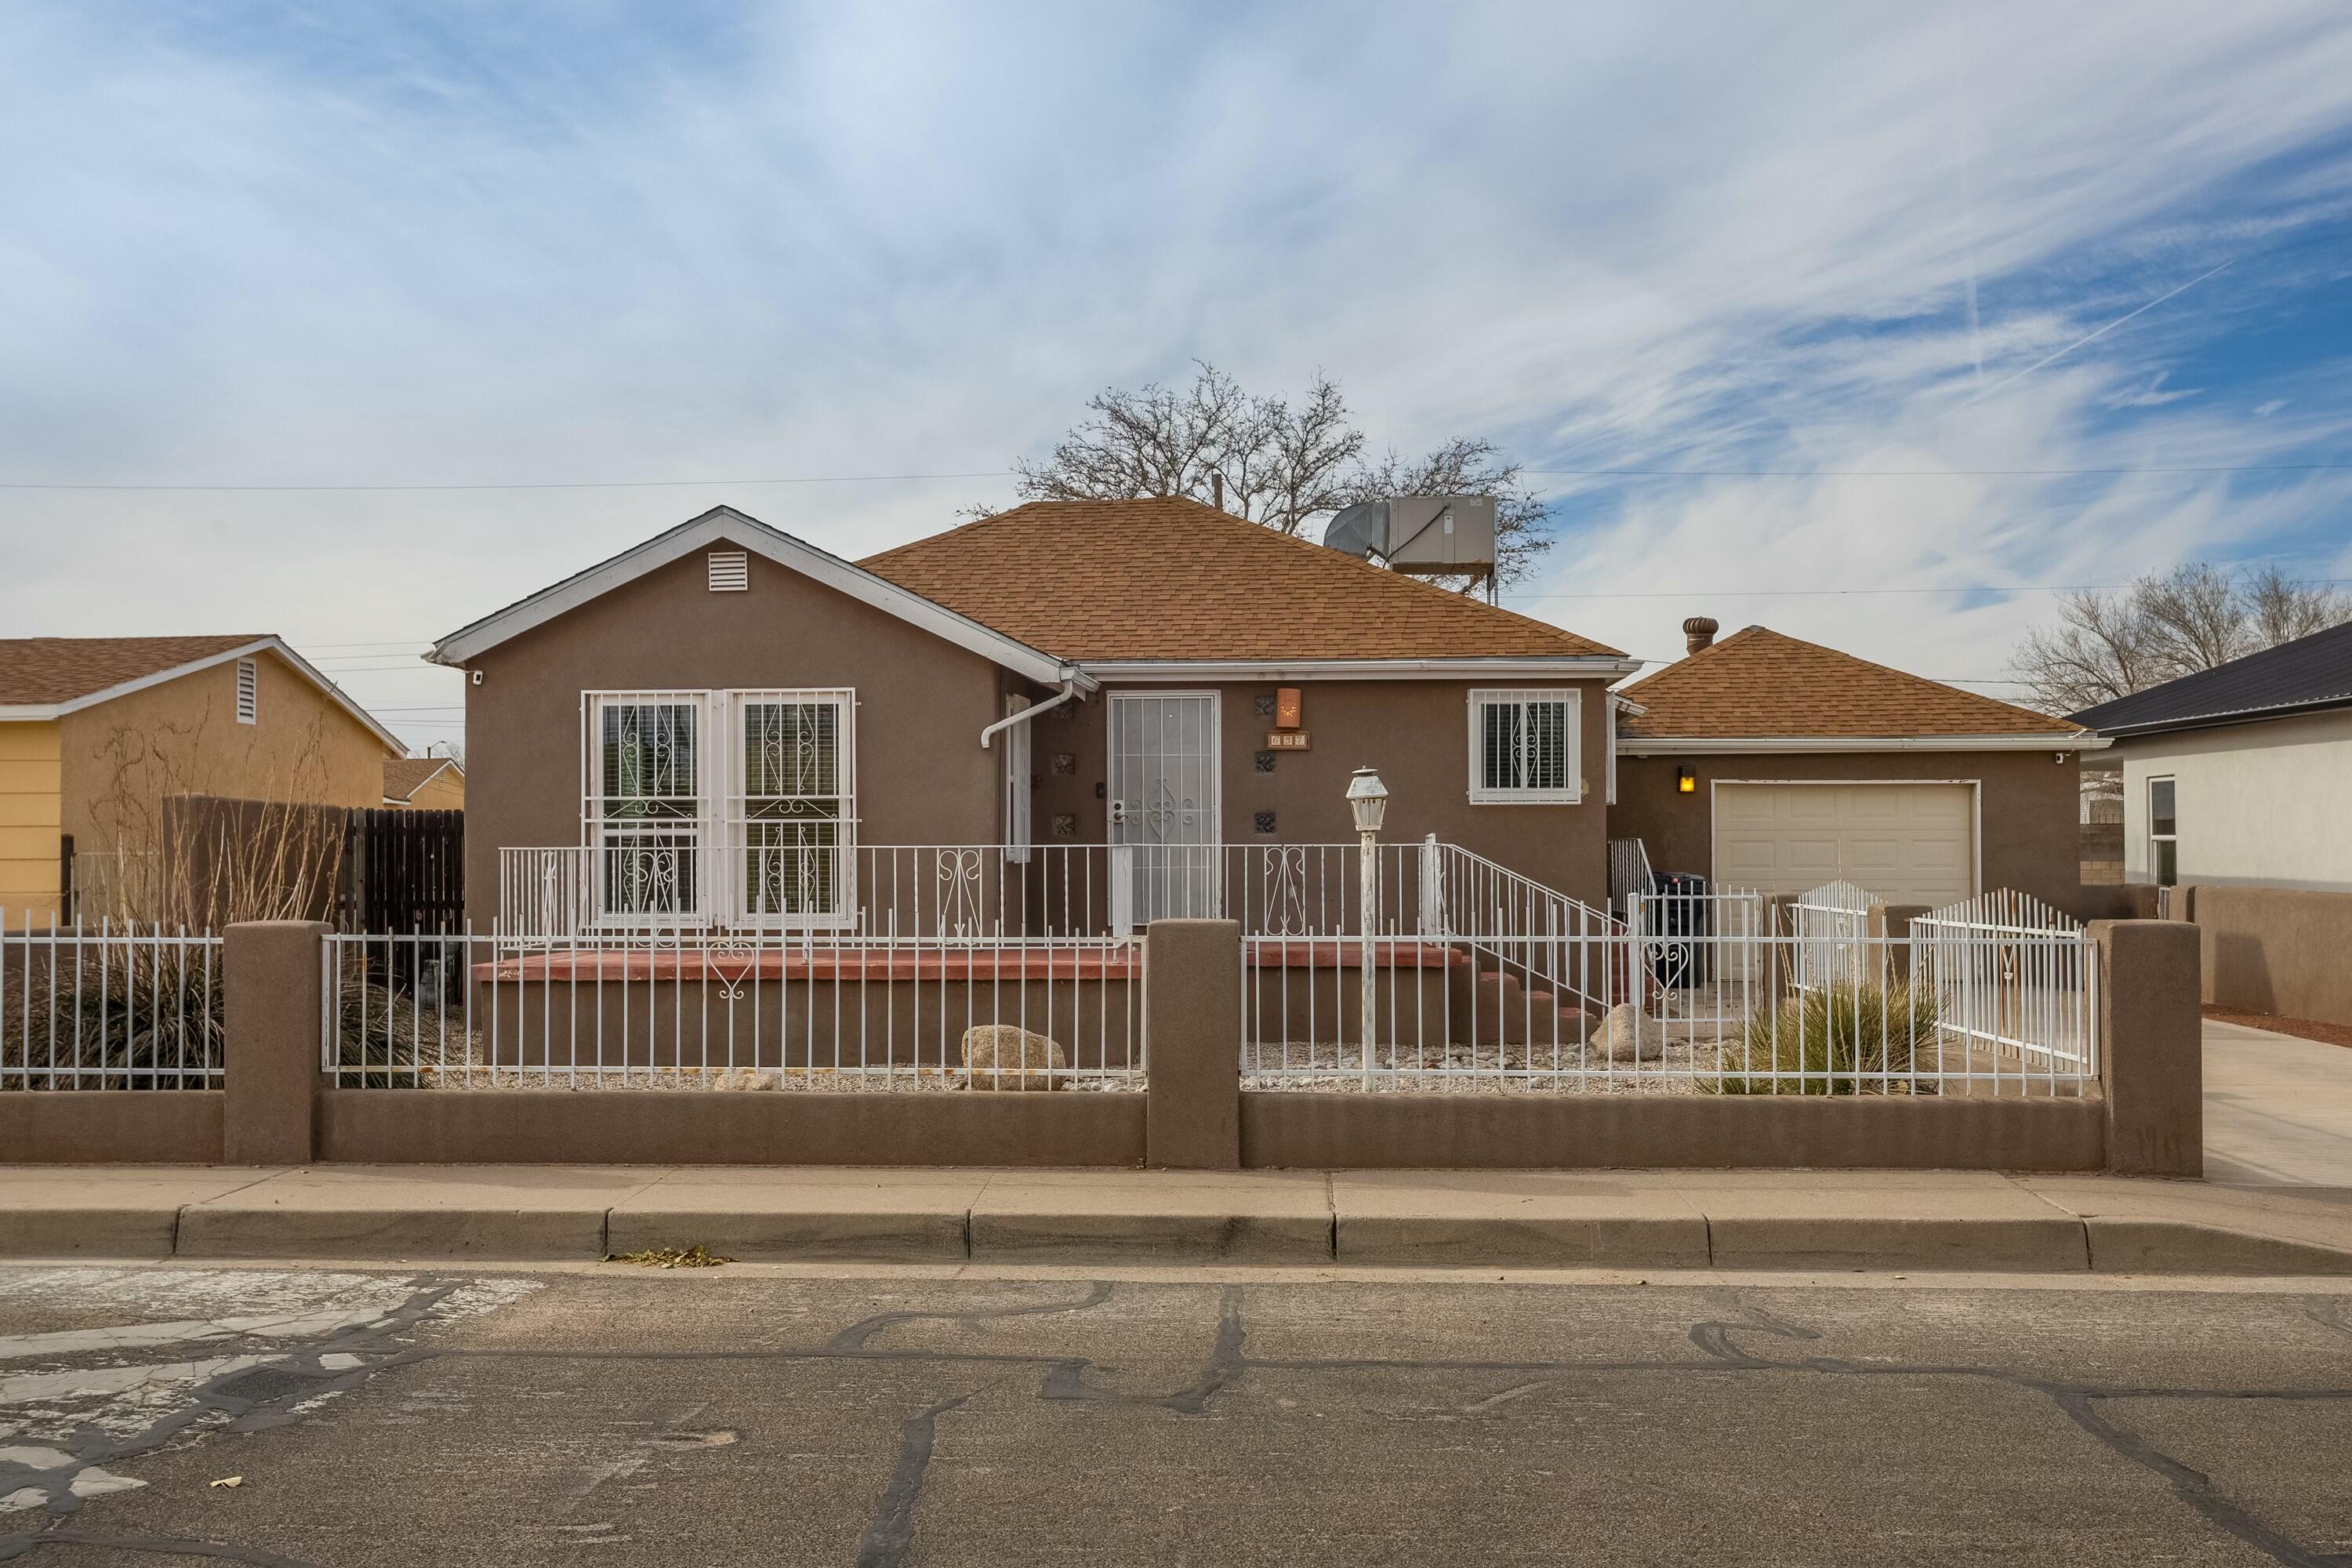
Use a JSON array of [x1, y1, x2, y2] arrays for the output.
[[708, 550, 750, 592], [235, 658, 259, 724]]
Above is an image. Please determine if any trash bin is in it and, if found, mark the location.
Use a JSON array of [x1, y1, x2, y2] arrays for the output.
[[1647, 872, 1710, 989]]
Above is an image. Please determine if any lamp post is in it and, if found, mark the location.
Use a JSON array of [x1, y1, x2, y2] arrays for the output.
[[1345, 767, 1389, 1086]]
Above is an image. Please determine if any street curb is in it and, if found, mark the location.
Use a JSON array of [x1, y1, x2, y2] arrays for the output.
[[1335, 1216, 1710, 1269], [2083, 1217, 2352, 1276], [6, 1207, 2352, 1275], [1704, 1216, 2093, 1272], [605, 1207, 971, 1262], [0, 1208, 180, 1260], [172, 1206, 607, 1261]]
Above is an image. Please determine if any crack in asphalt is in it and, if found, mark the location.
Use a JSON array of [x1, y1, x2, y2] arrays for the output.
[[9, 1276, 2351, 1566], [0, 1527, 328, 1565], [0, 1281, 461, 1565]]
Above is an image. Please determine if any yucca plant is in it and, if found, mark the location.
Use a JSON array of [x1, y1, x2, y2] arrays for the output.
[[1712, 982, 1941, 1095]]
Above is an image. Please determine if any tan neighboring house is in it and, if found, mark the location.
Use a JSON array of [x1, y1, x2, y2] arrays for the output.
[[384, 755, 466, 811], [1609, 620, 2105, 910], [0, 636, 404, 927]]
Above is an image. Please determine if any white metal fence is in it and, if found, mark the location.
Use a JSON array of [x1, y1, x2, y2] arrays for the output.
[[1240, 874, 2101, 1097], [1, 914, 223, 1089], [323, 922, 1145, 1090], [1909, 891, 2098, 1081]]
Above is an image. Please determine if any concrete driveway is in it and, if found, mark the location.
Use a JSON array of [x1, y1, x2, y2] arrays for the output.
[[2205, 1016, 2352, 1190]]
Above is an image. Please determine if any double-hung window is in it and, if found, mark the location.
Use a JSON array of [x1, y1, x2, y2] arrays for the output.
[[2147, 775, 2177, 887], [584, 689, 855, 927], [1469, 689, 1581, 804]]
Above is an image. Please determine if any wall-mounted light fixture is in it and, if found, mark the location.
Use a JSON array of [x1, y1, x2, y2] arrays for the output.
[[1677, 765, 1697, 794]]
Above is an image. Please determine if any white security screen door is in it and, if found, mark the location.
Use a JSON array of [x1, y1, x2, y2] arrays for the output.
[[1108, 691, 1221, 924]]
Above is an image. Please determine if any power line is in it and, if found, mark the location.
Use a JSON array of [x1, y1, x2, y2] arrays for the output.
[[1510, 577, 2352, 602], [3, 460, 2349, 493], [0, 470, 1011, 493], [1523, 462, 2350, 477]]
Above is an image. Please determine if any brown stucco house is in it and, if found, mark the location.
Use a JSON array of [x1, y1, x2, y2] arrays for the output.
[[0, 636, 404, 926], [431, 500, 1639, 932], [1606, 619, 2105, 910]]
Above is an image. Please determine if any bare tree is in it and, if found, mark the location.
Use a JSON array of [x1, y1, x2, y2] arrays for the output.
[[994, 361, 1552, 586], [2011, 562, 2351, 714]]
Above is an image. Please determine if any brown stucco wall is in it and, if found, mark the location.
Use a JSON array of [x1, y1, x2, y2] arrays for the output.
[[0, 1091, 225, 1163], [317, 1089, 1145, 1166], [1031, 677, 1614, 905], [2190, 884, 2352, 1027], [1612, 748, 2083, 909], [58, 650, 390, 873], [456, 547, 1011, 927], [1240, 1092, 2106, 1171]]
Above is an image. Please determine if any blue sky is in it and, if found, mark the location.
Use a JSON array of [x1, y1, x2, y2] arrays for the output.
[[3, 2, 2350, 748]]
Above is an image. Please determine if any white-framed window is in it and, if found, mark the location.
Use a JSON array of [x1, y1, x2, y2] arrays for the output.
[[2147, 775, 2177, 887], [235, 659, 259, 724], [582, 689, 855, 927], [728, 690, 855, 926], [586, 694, 706, 924], [1468, 688, 1581, 804], [1003, 695, 1033, 864]]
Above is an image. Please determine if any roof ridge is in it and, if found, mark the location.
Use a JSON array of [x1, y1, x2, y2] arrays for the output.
[[861, 495, 1624, 657]]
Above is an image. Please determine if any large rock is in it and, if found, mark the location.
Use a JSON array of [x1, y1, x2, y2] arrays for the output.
[[1592, 1002, 1664, 1062], [960, 1024, 1068, 1091]]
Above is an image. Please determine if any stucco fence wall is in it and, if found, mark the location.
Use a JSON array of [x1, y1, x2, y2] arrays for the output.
[[2152, 884, 2352, 1029], [3, 919, 2199, 1174]]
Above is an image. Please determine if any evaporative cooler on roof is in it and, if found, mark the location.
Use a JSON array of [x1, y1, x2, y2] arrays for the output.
[[1322, 495, 1497, 579]]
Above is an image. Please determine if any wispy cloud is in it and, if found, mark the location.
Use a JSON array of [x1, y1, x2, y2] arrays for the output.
[[2, 2, 2351, 741]]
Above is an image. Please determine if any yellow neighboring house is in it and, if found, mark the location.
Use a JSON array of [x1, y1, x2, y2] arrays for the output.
[[0, 636, 403, 927], [383, 754, 466, 811]]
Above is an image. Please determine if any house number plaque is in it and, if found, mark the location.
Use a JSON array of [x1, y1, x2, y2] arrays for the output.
[[1265, 731, 1310, 751]]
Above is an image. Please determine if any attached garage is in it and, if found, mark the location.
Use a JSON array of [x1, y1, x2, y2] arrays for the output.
[[1606, 622, 2105, 914], [1712, 781, 1974, 903]]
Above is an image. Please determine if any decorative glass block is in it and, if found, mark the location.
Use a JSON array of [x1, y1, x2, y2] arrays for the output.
[[1254, 750, 1276, 772], [1254, 811, 1277, 834]]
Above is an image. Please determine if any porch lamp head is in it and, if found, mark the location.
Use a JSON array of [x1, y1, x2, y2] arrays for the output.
[[1346, 766, 1390, 835]]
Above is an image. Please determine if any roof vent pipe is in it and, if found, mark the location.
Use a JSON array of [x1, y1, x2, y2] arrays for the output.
[[1682, 616, 1719, 655]]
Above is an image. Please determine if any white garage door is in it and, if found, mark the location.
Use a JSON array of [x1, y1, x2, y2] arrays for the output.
[[1713, 782, 1975, 905]]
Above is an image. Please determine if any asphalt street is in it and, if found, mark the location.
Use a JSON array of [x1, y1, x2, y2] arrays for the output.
[[4, 1263, 2352, 1566]]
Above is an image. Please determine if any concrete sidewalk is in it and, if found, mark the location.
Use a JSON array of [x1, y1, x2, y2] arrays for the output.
[[2205, 1015, 2352, 1189], [8, 1165, 2352, 1274]]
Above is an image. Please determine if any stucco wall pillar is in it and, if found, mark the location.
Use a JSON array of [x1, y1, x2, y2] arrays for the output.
[[2091, 919, 2201, 1178], [1145, 919, 1241, 1169], [224, 920, 327, 1165]]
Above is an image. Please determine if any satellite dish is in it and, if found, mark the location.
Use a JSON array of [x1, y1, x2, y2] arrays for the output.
[[1323, 502, 1389, 560]]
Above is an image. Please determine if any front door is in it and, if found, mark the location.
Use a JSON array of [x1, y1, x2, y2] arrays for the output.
[[1108, 691, 1221, 924]]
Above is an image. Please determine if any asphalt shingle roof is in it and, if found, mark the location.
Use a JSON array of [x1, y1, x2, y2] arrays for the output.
[[0, 636, 264, 706], [383, 756, 458, 801], [2071, 619, 2352, 735], [858, 498, 1624, 662], [1618, 626, 2082, 739]]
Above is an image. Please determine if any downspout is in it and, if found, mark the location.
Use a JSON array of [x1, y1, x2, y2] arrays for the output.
[[981, 676, 1081, 748]]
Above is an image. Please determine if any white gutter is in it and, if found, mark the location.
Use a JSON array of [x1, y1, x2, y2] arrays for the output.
[[981, 678, 1081, 749], [1621, 733, 2108, 756], [1078, 656, 1642, 681]]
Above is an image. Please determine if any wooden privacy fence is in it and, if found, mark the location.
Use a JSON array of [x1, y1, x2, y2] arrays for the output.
[[71, 796, 463, 937]]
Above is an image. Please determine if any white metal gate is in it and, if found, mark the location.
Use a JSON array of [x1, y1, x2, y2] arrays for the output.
[[1108, 691, 1220, 926]]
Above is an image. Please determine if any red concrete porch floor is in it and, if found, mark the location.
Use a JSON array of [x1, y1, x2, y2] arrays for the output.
[[474, 940, 1472, 985]]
